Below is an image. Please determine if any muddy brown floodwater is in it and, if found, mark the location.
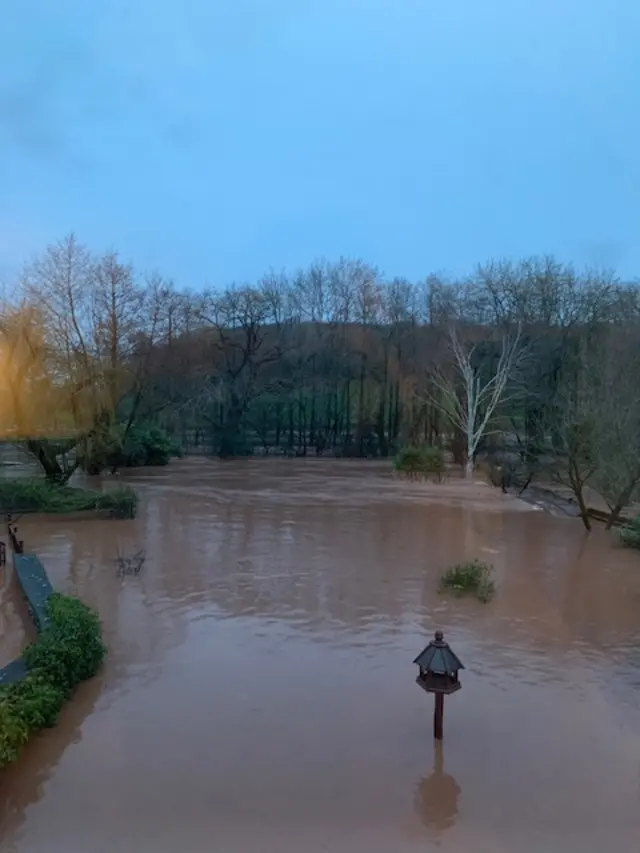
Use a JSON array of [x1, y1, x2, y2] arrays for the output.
[[2, 458, 640, 852]]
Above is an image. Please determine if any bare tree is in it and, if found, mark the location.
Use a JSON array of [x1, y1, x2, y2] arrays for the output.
[[196, 284, 285, 455], [550, 417, 597, 531], [91, 250, 145, 416], [426, 324, 523, 478], [21, 234, 101, 430], [583, 326, 640, 528]]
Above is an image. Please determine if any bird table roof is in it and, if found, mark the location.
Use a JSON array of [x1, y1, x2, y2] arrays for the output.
[[414, 637, 464, 673]]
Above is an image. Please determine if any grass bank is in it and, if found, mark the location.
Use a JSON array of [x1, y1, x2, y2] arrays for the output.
[[0, 593, 106, 768], [0, 478, 138, 519]]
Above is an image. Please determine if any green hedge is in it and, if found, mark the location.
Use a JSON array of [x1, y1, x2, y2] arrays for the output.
[[0, 593, 106, 768], [0, 478, 138, 519]]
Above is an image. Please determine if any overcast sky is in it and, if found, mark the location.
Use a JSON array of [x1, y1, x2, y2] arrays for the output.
[[1, 0, 639, 286]]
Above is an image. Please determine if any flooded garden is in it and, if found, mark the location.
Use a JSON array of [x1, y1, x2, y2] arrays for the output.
[[1, 457, 640, 852]]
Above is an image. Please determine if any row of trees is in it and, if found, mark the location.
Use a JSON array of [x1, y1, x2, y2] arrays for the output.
[[1, 234, 640, 528]]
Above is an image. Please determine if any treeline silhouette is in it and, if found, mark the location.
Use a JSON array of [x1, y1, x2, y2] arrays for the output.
[[2, 235, 640, 527]]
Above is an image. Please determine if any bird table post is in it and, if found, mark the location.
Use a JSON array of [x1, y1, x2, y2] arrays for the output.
[[413, 631, 464, 741], [434, 692, 444, 740]]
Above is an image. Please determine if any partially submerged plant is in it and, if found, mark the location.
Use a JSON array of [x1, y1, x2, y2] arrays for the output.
[[619, 515, 640, 549], [393, 445, 445, 482], [0, 478, 98, 514], [0, 593, 106, 768], [0, 478, 139, 519], [439, 559, 495, 603], [115, 548, 146, 576], [97, 485, 139, 519], [422, 445, 446, 482]]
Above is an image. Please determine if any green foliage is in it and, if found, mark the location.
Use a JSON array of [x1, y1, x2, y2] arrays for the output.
[[393, 445, 445, 480], [619, 515, 640, 549], [394, 446, 425, 474], [0, 700, 30, 766], [24, 594, 106, 689], [0, 593, 106, 768], [0, 478, 92, 513], [96, 485, 139, 519], [78, 423, 182, 473], [8, 673, 67, 729], [0, 478, 138, 519], [77, 428, 123, 475], [115, 424, 183, 467], [422, 445, 446, 478], [439, 559, 496, 603]]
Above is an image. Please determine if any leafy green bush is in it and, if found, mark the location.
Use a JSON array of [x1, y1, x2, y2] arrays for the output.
[[130, 425, 183, 466], [620, 515, 640, 549], [0, 478, 138, 519], [393, 446, 425, 476], [8, 673, 66, 729], [0, 593, 106, 768], [0, 701, 29, 766], [439, 559, 496, 603], [78, 423, 183, 474], [24, 595, 106, 688], [0, 478, 90, 513], [393, 445, 445, 481], [423, 445, 446, 480]]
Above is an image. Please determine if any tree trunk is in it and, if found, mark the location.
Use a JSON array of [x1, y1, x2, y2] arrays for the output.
[[465, 432, 475, 479], [569, 464, 592, 531], [26, 439, 78, 485], [605, 504, 625, 531], [575, 492, 592, 531]]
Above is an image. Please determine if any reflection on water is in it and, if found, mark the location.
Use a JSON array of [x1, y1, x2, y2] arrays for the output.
[[1, 458, 640, 852], [416, 742, 460, 839]]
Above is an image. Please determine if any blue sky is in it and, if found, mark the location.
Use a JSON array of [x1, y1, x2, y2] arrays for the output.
[[1, 0, 639, 287]]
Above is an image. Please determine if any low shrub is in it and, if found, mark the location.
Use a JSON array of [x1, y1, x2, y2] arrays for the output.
[[0, 593, 106, 768], [439, 559, 495, 603], [112, 424, 183, 468], [0, 478, 138, 519], [393, 445, 445, 481], [96, 485, 139, 519], [619, 515, 640, 549], [78, 423, 183, 474], [394, 446, 425, 477], [423, 445, 446, 480]]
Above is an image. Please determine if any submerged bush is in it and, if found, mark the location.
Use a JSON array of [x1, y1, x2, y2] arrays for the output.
[[394, 445, 445, 481], [0, 478, 138, 519], [394, 446, 424, 476], [0, 593, 106, 768], [619, 515, 640, 549], [422, 446, 446, 480], [0, 478, 88, 513], [96, 485, 138, 519], [78, 423, 183, 474], [439, 559, 495, 603]]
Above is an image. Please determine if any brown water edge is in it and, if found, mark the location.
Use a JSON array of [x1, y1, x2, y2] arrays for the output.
[[1, 457, 640, 853]]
